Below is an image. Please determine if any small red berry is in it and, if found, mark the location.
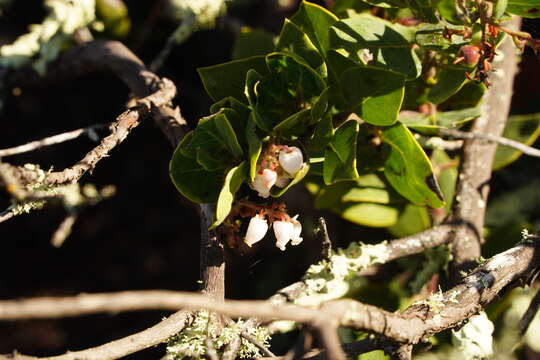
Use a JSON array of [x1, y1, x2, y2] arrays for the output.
[[458, 45, 481, 66]]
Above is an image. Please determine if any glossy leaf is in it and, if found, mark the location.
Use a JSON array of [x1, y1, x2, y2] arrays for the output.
[[232, 27, 275, 60], [416, 24, 469, 51], [341, 66, 405, 125], [493, 113, 540, 169], [431, 148, 458, 213], [324, 120, 360, 184], [198, 56, 268, 102], [428, 69, 467, 105], [310, 87, 329, 123], [404, 0, 439, 22], [212, 162, 248, 228], [330, 14, 422, 79], [507, 0, 540, 17], [246, 114, 262, 181], [399, 106, 481, 134], [388, 204, 431, 237], [274, 109, 311, 132], [214, 113, 244, 157], [381, 123, 445, 208], [341, 202, 399, 227], [169, 150, 223, 203], [271, 163, 311, 197], [276, 19, 327, 76], [290, 1, 339, 54], [309, 114, 334, 150]]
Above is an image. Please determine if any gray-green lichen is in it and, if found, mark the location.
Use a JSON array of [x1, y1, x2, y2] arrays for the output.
[[166, 311, 270, 359], [295, 241, 390, 306], [0, 0, 96, 73], [451, 311, 494, 360], [167, 0, 226, 27]]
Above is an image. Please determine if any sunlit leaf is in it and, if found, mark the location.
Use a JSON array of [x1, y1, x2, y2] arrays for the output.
[[212, 162, 248, 228], [324, 120, 360, 184], [381, 123, 445, 207]]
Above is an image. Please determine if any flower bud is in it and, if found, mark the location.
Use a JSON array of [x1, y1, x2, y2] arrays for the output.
[[244, 215, 268, 247], [273, 220, 294, 251], [278, 146, 304, 177], [249, 169, 277, 198], [290, 216, 303, 246]]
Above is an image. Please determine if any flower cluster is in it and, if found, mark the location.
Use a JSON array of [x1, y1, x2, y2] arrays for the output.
[[244, 212, 303, 251], [249, 145, 305, 198]]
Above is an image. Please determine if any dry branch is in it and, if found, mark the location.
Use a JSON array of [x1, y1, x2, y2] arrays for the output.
[[0, 124, 106, 158], [6, 78, 175, 187], [2, 237, 539, 360], [447, 18, 521, 281]]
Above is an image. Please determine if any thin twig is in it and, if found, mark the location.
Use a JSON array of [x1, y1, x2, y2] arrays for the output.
[[518, 286, 540, 335], [6, 78, 176, 187], [0, 209, 13, 224], [50, 212, 78, 247], [0, 124, 107, 158], [440, 128, 540, 158], [316, 217, 332, 260]]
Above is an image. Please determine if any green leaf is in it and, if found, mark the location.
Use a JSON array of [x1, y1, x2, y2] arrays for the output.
[[507, 0, 540, 17], [273, 109, 311, 132], [342, 187, 391, 203], [341, 202, 399, 227], [330, 14, 421, 79], [212, 162, 248, 228], [428, 69, 468, 105], [210, 97, 251, 118], [232, 28, 275, 60], [340, 66, 405, 126], [493, 113, 540, 170], [324, 120, 360, 184], [493, 0, 509, 19], [399, 106, 481, 134], [309, 114, 334, 150], [246, 114, 262, 181], [440, 81, 485, 109], [431, 148, 458, 213], [198, 56, 268, 102], [416, 24, 470, 51], [388, 204, 431, 238], [313, 178, 399, 227], [214, 113, 244, 157], [276, 19, 327, 77], [182, 113, 243, 162], [169, 150, 223, 203], [290, 1, 339, 55], [197, 146, 230, 171], [404, 0, 439, 22], [271, 162, 310, 197], [381, 123, 445, 208], [310, 87, 329, 124]]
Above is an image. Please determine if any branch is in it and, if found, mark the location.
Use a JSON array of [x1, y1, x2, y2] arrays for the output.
[[3, 237, 538, 360], [4, 78, 176, 187], [440, 128, 540, 159], [447, 17, 522, 281], [0, 124, 107, 158], [0, 209, 14, 224]]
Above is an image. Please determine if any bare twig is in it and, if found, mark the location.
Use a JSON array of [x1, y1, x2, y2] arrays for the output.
[[316, 217, 332, 259], [6, 78, 176, 187], [440, 128, 540, 158], [518, 286, 540, 335], [0, 209, 14, 224], [2, 237, 539, 360], [314, 324, 346, 360], [50, 212, 78, 247], [447, 18, 521, 281], [0, 124, 106, 158], [0, 310, 190, 360]]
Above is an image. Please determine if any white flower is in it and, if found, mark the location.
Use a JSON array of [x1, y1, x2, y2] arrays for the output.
[[244, 215, 268, 247], [249, 169, 277, 198], [290, 215, 303, 246], [278, 146, 304, 176], [275, 174, 291, 188], [273, 220, 294, 251]]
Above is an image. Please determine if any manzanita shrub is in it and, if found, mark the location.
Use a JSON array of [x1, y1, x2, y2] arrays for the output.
[[170, 0, 540, 248]]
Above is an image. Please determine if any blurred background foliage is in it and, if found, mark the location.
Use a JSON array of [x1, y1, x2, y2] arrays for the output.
[[0, 0, 539, 358]]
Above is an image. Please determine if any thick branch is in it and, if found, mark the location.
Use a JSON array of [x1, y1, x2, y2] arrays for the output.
[[448, 18, 521, 280], [3, 237, 539, 360]]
